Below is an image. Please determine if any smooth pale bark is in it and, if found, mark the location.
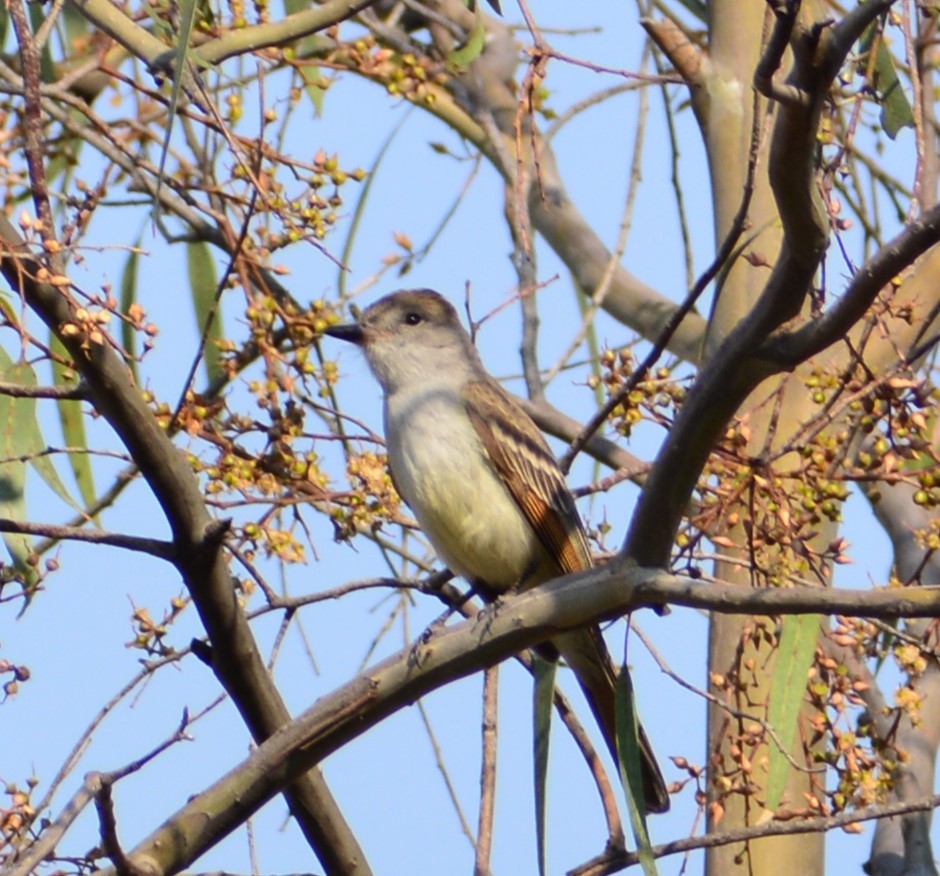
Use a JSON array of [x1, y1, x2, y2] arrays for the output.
[[698, 4, 940, 873], [703, 3, 823, 874]]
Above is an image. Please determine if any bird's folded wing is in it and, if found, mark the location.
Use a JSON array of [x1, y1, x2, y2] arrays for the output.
[[463, 379, 592, 575]]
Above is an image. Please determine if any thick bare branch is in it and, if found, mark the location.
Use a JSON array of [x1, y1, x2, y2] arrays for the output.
[[621, 0, 925, 569], [0, 218, 368, 874], [93, 559, 940, 876], [392, 3, 709, 361], [197, 0, 375, 64]]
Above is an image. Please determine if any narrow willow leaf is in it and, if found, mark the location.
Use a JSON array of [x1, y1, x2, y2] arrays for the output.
[[29, 7, 90, 188], [63, 2, 89, 48], [575, 284, 605, 412], [532, 656, 555, 876], [616, 670, 658, 876], [860, 25, 914, 140], [873, 42, 914, 139], [297, 64, 326, 115], [283, 0, 309, 17], [446, 5, 485, 70], [120, 239, 142, 382], [874, 619, 898, 673], [766, 614, 820, 811], [0, 293, 16, 326], [153, 0, 202, 219], [0, 350, 40, 600], [186, 241, 224, 385], [574, 280, 604, 503], [0, 347, 80, 515], [50, 334, 96, 517], [41, 113, 86, 189], [410, 155, 479, 265]]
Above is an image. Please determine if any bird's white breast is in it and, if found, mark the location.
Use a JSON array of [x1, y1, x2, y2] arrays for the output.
[[384, 383, 543, 590]]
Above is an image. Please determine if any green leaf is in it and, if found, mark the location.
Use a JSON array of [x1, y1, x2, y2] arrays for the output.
[[0, 347, 80, 517], [766, 614, 820, 811], [50, 335, 97, 517], [616, 669, 658, 876], [860, 25, 915, 140], [297, 65, 327, 116], [873, 618, 898, 673], [186, 241, 224, 385], [63, 2, 90, 49], [532, 656, 555, 876], [33, 6, 89, 188], [0, 350, 41, 600], [873, 43, 914, 139], [574, 280, 605, 503], [409, 152, 479, 266], [0, 295, 17, 326], [446, 5, 486, 70], [42, 113, 86, 189], [120, 238, 142, 383], [153, 0, 202, 220]]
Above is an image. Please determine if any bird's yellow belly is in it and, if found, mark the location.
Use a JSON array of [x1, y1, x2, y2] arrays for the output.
[[388, 398, 544, 590]]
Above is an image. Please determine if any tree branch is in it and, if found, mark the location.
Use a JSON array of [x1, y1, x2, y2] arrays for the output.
[[0, 518, 175, 560], [0, 219, 368, 872], [620, 0, 910, 568], [9, 714, 194, 876], [0, 380, 87, 399], [572, 794, 940, 876], [196, 0, 374, 65], [377, 4, 710, 362], [762, 209, 940, 367], [93, 561, 940, 876]]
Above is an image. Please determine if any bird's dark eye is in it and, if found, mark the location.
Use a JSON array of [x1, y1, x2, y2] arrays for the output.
[[404, 312, 422, 326]]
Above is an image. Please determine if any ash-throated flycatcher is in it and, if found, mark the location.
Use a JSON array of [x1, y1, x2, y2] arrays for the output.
[[325, 289, 668, 813]]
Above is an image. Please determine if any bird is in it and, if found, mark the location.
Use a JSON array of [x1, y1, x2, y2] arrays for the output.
[[324, 288, 668, 813]]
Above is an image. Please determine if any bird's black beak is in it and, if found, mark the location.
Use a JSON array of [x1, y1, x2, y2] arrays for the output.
[[323, 322, 365, 345]]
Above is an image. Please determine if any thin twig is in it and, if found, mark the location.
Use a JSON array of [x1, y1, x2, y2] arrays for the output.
[[543, 43, 652, 386], [474, 666, 498, 876], [0, 380, 88, 399], [631, 624, 821, 775], [900, 0, 926, 219], [572, 794, 940, 875], [14, 711, 194, 876], [0, 518, 175, 560], [559, 78, 764, 473]]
